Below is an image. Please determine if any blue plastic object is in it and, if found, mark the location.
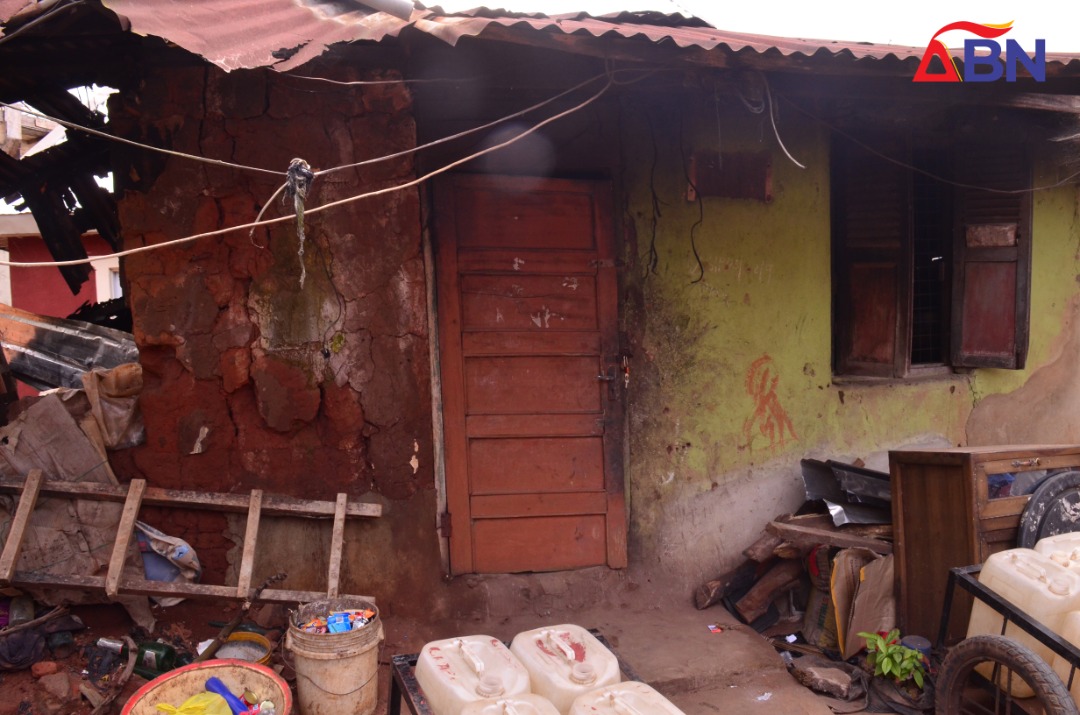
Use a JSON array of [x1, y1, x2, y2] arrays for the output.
[[205, 676, 249, 715]]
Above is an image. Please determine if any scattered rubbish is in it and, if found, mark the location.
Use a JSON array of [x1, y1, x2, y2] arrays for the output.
[[800, 459, 890, 526], [755, 692, 772, 701], [298, 608, 375, 634], [135, 521, 202, 606], [707, 624, 723, 633], [96, 636, 185, 681]]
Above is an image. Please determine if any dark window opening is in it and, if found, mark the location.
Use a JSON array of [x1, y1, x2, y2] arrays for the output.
[[910, 150, 951, 365]]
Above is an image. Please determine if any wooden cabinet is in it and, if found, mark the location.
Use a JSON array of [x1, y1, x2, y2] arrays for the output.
[[890, 445, 1080, 644]]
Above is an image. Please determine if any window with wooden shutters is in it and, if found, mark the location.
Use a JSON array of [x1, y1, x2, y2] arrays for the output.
[[831, 136, 1032, 377]]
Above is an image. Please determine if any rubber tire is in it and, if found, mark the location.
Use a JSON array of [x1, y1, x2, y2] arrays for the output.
[[936, 635, 1079, 715]]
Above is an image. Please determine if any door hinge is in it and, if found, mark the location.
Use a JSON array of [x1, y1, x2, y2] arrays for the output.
[[437, 511, 452, 538]]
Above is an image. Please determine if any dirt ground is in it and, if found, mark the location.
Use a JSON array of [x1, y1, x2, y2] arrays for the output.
[[0, 585, 837, 715]]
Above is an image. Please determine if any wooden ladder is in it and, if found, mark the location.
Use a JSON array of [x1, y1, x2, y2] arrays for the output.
[[0, 471, 382, 604]]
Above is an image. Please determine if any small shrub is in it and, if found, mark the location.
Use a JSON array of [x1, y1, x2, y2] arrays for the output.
[[857, 629, 928, 689]]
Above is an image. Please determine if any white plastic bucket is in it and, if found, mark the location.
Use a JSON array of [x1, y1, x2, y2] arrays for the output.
[[415, 635, 531, 715], [285, 598, 382, 715], [967, 549, 1080, 697], [510, 625, 620, 714], [570, 681, 686, 715]]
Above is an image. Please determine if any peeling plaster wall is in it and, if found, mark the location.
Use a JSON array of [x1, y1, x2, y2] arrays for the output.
[[618, 93, 982, 587], [108, 60, 445, 614]]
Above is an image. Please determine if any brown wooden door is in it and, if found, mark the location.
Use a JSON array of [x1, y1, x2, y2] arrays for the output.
[[435, 174, 627, 575]]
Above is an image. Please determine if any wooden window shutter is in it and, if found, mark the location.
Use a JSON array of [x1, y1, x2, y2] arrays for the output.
[[951, 143, 1032, 369], [832, 138, 911, 377]]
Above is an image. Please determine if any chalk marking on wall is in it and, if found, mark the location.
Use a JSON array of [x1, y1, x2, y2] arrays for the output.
[[411, 439, 420, 474], [742, 354, 798, 451], [563, 276, 579, 290], [530, 305, 561, 328], [512, 257, 525, 271], [495, 307, 504, 323]]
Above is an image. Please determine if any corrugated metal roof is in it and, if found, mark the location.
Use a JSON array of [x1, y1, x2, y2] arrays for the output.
[[5, 1, 1080, 73], [101, 0, 416, 72]]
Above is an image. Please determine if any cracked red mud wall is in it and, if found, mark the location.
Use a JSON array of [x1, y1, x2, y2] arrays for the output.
[[106, 60, 443, 613]]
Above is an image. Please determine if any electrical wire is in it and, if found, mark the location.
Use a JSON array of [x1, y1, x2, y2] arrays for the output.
[[0, 0, 83, 47], [0, 100, 283, 177], [782, 96, 1080, 194], [0, 77, 615, 269]]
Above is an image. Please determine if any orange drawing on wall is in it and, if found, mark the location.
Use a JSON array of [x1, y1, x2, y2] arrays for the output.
[[743, 354, 798, 450]]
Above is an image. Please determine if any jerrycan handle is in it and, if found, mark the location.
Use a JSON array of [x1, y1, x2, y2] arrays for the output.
[[1010, 554, 1048, 582], [605, 692, 643, 715], [454, 639, 486, 676], [541, 630, 577, 664], [499, 700, 521, 715]]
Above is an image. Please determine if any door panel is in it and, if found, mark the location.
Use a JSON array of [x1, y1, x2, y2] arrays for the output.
[[436, 174, 626, 574], [460, 274, 599, 331], [469, 437, 606, 493], [464, 356, 600, 414], [472, 515, 608, 573]]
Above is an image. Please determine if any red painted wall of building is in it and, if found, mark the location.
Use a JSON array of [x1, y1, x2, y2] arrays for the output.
[[7, 234, 114, 396]]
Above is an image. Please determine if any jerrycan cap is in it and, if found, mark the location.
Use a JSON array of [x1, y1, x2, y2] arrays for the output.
[[570, 662, 597, 685], [1050, 574, 1074, 596], [476, 674, 505, 697]]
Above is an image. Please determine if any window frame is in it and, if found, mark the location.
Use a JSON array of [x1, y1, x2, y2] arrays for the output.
[[831, 132, 1032, 379]]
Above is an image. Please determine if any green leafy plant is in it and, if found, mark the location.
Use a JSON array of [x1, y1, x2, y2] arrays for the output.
[[857, 629, 928, 689]]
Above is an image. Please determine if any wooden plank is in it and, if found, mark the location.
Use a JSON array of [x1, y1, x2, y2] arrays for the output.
[[105, 479, 146, 599], [326, 493, 348, 598], [463, 331, 601, 357], [467, 413, 604, 438], [457, 250, 599, 274], [0, 469, 43, 585], [734, 559, 803, 623], [472, 514, 606, 573], [695, 559, 758, 610], [9, 571, 374, 605], [464, 356, 601, 414], [766, 520, 893, 554], [235, 489, 263, 599], [471, 492, 607, 519], [0, 478, 382, 518], [460, 274, 598, 331], [469, 436, 605, 494]]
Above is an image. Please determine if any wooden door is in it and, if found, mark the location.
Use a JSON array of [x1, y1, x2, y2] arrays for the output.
[[435, 174, 627, 575]]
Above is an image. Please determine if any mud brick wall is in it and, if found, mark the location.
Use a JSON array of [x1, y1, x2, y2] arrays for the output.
[[107, 61, 444, 610]]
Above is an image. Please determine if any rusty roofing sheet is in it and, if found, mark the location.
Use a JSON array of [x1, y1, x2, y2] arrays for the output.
[[7, 1, 1080, 72], [101, 0, 416, 71]]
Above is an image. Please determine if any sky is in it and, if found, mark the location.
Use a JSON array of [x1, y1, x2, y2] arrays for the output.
[[431, 0, 1080, 52]]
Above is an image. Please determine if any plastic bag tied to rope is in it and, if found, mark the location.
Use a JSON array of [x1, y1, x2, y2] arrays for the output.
[[284, 158, 314, 287]]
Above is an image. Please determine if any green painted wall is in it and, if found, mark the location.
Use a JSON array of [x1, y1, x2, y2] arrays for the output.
[[617, 92, 1080, 576]]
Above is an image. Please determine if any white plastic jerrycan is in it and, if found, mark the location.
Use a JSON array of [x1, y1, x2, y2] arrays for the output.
[[416, 635, 532, 715], [510, 625, 621, 714], [569, 681, 686, 715], [462, 694, 562, 715]]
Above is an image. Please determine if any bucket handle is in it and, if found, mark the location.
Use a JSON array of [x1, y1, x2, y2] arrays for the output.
[[454, 639, 486, 676], [605, 692, 643, 715]]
